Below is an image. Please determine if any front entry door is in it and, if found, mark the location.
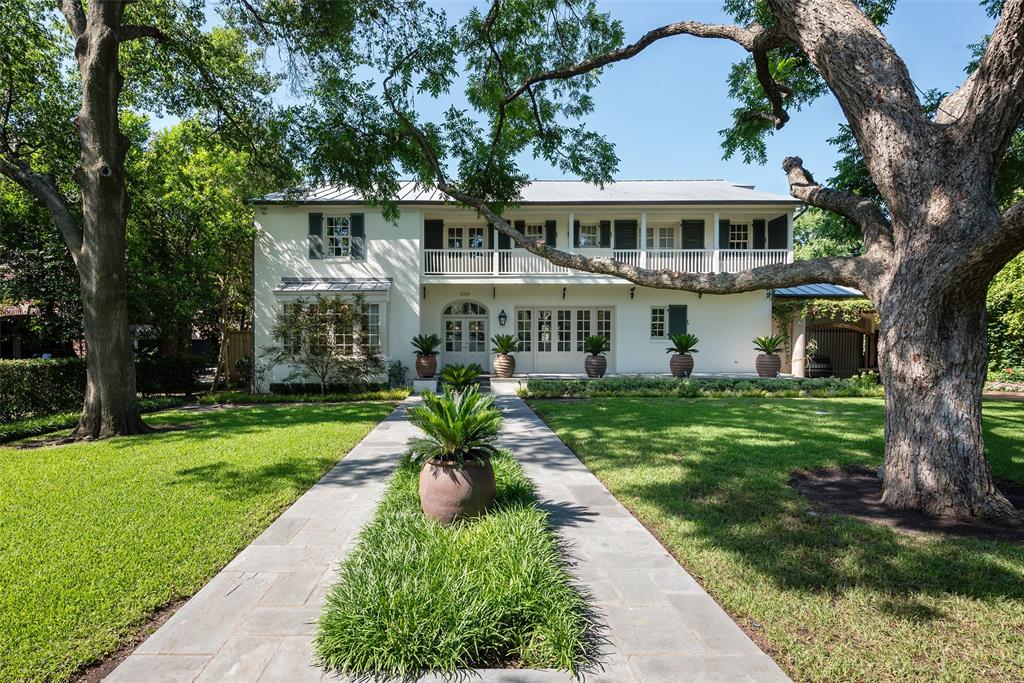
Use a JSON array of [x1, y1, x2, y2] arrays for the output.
[[517, 306, 613, 374], [442, 301, 489, 369]]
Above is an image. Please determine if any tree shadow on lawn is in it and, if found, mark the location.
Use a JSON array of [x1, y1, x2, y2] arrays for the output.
[[536, 398, 1024, 622]]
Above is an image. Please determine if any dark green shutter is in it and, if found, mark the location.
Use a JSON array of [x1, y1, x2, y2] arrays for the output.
[[752, 219, 766, 249], [718, 219, 730, 249], [668, 305, 688, 335], [424, 219, 444, 249], [614, 220, 637, 249], [767, 215, 788, 248], [599, 220, 612, 248], [545, 219, 557, 247], [308, 212, 324, 259], [350, 213, 365, 260], [573, 220, 581, 248], [681, 220, 705, 249], [487, 223, 494, 249]]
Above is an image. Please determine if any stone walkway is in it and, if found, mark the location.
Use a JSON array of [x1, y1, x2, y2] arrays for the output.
[[107, 397, 790, 683]]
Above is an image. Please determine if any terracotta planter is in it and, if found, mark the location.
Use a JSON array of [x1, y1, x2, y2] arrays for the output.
[[585, 354, 607, 378], [418, 458, 496, 525], [416, 355, 437, 378], [493, 354, 515, 378], [669, 353, 694, 378], [756, 353, 781, 378]]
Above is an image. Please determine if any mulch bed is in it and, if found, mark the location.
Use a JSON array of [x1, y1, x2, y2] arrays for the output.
[[790, 465, 1024, 544]]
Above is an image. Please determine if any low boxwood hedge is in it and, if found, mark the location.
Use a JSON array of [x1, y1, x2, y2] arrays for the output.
[[521, 374, 883, 399]]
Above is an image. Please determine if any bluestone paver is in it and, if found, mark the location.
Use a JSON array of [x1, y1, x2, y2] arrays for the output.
[[106, 396, 790, 683]]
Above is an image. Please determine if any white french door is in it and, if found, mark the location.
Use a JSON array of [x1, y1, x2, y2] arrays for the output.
[[443, 316, 488, 368], [514, 307, 613, 374]]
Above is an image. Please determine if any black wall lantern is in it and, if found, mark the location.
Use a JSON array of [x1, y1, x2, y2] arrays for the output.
[[498, 309, 508, 327]]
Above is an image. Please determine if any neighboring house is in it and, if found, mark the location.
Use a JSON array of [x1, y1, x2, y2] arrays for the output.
[[252, 180, 799, 390]]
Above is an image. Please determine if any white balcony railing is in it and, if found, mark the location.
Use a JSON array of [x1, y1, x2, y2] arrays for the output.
[[422, 248, 792, 276]]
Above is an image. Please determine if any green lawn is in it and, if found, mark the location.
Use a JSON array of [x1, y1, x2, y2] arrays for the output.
[[530, 397, 1024, 683], [316, 451, 594, 678], [0, 402, 393, 683]]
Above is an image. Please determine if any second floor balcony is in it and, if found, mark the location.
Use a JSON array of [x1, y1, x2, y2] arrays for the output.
[[422, 248, 794, 278]]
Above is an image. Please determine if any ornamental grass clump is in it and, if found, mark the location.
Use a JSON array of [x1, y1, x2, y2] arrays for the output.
[[314, 449, 594, 678]]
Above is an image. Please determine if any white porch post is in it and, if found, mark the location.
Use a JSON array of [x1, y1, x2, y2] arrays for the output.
[[792, 314, 808, 378], [492, 249, 499, 276], [786, 211, 795, 263], [712, 211, 721, 273], [567, 211, 575, 253], [639, 211, 647, 268]]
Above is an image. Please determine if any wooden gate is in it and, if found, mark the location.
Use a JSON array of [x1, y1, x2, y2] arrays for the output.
[[225, 329, 253, 385], [808, 326, 865, 378]]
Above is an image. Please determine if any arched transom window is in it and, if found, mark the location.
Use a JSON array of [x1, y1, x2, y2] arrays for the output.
[[443, 302, 487, 316]]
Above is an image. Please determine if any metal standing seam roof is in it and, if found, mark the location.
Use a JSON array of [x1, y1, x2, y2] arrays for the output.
[[772, 283, 864, 298], [273, 277, 392, 293], [257, 179, 800, 206]]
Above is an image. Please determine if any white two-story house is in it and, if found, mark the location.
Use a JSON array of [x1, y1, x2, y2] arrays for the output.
[[252, 180, 799, 390]]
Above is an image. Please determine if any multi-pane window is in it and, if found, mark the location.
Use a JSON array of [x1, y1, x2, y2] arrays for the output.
[[282, 301, 381, 356], [537, 310, 553, 352], [362, 305, 381, 352], [729, 223, 749, 249], [646, 227, 675, 249], [579, 223, 600, 247], [524, 223, 544, 243], [650, 307, 666, 338], [467, 227, 484, 249], [326, 216, 351, 257], [557, 310, 572, 352], [597, 309, 612, 350], [575, 309, 591, 352], [517, 310, 532, 352], [467, 319, 486, 352], [445, 319, 463, 352], [447, 227, 464, 250]]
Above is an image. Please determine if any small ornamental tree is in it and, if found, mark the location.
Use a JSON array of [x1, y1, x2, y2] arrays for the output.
[[265, 295, 385, 394]]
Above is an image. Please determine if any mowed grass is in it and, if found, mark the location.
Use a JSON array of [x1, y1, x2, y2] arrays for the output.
[[530, 397, 1024, 683], [315, 451, 594, 678], [0, 402, 393, 683]]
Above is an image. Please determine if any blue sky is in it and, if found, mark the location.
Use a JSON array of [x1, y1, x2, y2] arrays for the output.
[[492, 0, 999, 195]]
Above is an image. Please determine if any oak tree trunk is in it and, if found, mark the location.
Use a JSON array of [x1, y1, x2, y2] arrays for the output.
[[71, 5, 148, 438], [876, 251, 1017, 519]]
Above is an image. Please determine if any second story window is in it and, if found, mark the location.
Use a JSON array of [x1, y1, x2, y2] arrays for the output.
[[579, 223, 600, 247], [729, 223, 749, 249], [646, 227, 676, 249], [326, 216, 351, 257]]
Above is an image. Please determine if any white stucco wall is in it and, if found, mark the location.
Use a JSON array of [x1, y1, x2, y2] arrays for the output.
[[252, 204, 423, 390]]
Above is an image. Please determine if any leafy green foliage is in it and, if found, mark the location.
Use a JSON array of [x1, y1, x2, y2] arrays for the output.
[[532, 396, 1023, 682], [666, 333, 700, 355], [197, 389, 410, 405], [0, 402, 391, 682], [0, 398, 186, 444], [523, 375, 884, 400], [583, 335, 608, 355], [411, 333, 442, 357], [315, 450, 593, 677], [407, 385, 501, 466], [0, 358, 85, 422], [491, 333, 519, 354], [440, 363, 484, 391], [753, 334, 786, 354]]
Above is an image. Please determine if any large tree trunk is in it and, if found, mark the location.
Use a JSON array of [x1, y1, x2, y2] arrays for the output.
[[71, 3, 148, 438], [876, 262, 1017, 519]]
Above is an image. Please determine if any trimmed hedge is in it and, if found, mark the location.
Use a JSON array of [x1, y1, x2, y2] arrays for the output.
[[1, 356, 208, 422], [198, 389, 411, 405], [0, 397, 188, 443], [0, 358, 86, 422], [521, 374, 883, 399]]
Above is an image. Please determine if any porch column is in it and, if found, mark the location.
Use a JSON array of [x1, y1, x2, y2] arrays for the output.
[[567, 211, 575, 253], [791, 314, 808, 378], [712, 211, 721, 273], [786, 211, 795, 263], [639, 211, 647, 268]]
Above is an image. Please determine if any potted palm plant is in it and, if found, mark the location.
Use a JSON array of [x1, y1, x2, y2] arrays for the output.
[[666, 332, 699, 377], [411, 334, 441, 378], [753, 334, 786, 377], [491, 334, 518, 378], [441, 363, 484, 393], [407, 385, 501, 524], [583, 335, 609, 378]]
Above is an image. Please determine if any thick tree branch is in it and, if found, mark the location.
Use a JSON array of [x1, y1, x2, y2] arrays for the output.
[[782, 156, 891, 249], [998, 197, 1024, 253], [937, 0, 1024, 164], [119, 25, 169, 43], [753, 48, 790, 128], [58, 0, 86, 39], [0, 156, 83, 256], [503, 19, 787, 105]]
